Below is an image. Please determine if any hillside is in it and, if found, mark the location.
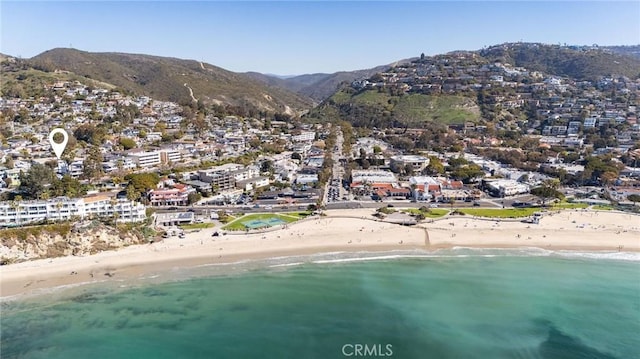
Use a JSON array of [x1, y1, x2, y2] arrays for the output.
[[479, 43, 640, 80], [1, 55, 117, 99], [307, 42, 640, 129], [603, 45, 640, 60], [30, 48, 314, 115], [247, 61, 414, 103], [308, 87, 480, 128]]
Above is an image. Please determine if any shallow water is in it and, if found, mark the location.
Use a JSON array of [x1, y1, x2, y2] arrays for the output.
[[2, 249, 639, 359]]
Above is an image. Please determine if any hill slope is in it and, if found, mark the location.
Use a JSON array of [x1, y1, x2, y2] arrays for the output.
[[30, 48, 314, 115], [479, 43, 640, 80], [308, 87, 480, 128], [247, 60, 414, 103]]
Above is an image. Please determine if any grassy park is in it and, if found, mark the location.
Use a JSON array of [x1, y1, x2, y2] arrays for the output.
[[458, 208, 540, 218], [223, 212, 307, 231]]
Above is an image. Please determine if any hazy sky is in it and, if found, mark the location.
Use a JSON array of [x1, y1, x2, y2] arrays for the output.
[[2, 1, 639, 75]]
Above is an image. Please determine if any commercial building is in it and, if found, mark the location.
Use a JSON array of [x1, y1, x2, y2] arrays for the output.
[[484, 179, 530, 197], [390, 155, 430, 173]]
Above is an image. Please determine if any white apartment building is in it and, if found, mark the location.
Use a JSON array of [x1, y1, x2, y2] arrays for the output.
[[159, 149, 183, 164], [127, 150, 161, 168], [198, 164, 259, 192], [0, 195, 146, 227], [291, 131, 316, 142]]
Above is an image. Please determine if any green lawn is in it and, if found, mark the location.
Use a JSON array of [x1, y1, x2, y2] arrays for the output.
[[403, 208, 449, 218], [279, 211, 313, 219], [179, 223, 215, 230], [550, 202, 589, 209], [223, 213, 302, 231], [592, 205, 614, 211], [459, 208, 540, 218]]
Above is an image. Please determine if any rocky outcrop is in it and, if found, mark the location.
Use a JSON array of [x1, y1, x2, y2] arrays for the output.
[[0, 223, 151, 265]]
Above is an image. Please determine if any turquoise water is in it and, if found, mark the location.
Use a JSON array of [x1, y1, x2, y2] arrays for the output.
[[2, 250, 639, 359]]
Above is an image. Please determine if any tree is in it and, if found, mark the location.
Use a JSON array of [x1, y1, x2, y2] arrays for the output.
[[260, 160, 274, 174], [188, 192, 202, 205], [18, 163, 55, 199], [404, 164, 414, 177], [125, 173, 160, 195], [426, 156, 445, 175], [119, 137, 137, 150], [627, 194, 640, 203], [73, 124, 106, 146], [126, 184, 140, 201], [83, 147, 104, 183], [530, 179, 564, 206], [50, 175, 86, 198]]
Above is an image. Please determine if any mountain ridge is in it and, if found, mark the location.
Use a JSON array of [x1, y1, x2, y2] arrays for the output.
[[29, 48, 314, 116]]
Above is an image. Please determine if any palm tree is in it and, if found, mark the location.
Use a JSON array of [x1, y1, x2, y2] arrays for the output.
[[110, 198, 119, 228], [53, 201, 64, 222], [10, 196, 22, 227]]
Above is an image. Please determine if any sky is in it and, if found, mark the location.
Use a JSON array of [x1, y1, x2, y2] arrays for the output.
[[1, 1, 639, 75]]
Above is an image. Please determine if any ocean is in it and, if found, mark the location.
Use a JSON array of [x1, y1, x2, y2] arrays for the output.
[[2, 248, 639, 359]]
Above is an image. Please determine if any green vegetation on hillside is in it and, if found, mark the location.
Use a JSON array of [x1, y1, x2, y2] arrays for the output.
[[29, 48, 313, 115], [310, 88, 479, 128], [480, 43, 640, 80]]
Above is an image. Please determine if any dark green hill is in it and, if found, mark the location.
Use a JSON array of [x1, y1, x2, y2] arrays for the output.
[[479, 43, 640, 80], [30, 48, 314, 115]]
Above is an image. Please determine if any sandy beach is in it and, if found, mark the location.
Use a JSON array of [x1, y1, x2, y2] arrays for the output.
[[1, 208, 639, 298]]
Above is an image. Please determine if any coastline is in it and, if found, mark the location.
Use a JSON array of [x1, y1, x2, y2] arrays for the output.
[[1, 208, 639, 299]]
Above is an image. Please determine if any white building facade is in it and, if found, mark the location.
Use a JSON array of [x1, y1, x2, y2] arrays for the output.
[[0, 195, 146, 227]]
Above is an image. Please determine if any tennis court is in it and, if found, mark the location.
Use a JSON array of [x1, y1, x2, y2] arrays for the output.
[[242, 217, 287, 229]]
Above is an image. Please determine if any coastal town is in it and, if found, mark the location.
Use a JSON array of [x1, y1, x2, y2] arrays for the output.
[[1, 46, 639, 237]]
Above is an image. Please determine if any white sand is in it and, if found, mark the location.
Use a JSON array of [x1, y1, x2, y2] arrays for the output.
[[1, 209, 638, 298]]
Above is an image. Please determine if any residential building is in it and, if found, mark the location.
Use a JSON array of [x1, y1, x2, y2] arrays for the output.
[[0, 195, 146, 227], [127, 150, 161, 168], [291, 131, 316, 142], [148, 185, 195, 206], [159, 149, 183, 164]]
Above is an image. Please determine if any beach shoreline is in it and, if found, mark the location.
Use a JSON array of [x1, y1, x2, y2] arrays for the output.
[[2, 208, 639, 299]]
